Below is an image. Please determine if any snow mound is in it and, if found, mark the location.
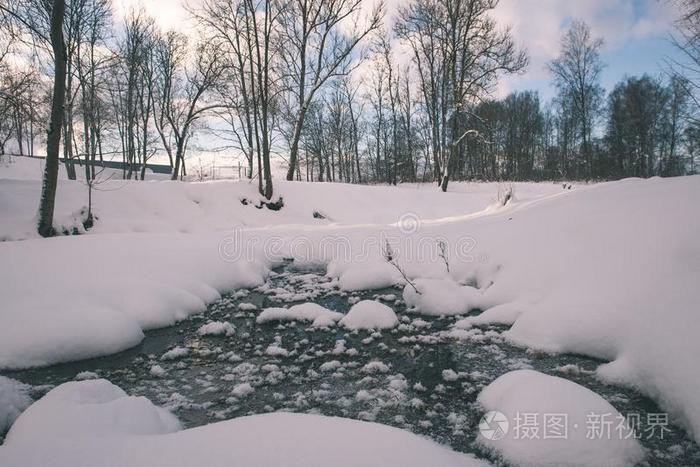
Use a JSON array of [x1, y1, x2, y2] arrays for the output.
[[0, 376, 32, 434], [477, 370, 645, 467], [330, 261, 402, 291], [0, 234, 266, 369], [3, 379, 181, 445], [161, 347, 189, 361], [231, 383, 254, 398], [0, 381, 487, 467], [339, 300, 399, 330], [403, 278, 483, 316], [257, 303, 343, 328], [197, 321, 236, 337]]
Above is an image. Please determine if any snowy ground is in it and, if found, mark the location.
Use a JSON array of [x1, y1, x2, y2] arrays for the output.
[[1, 156, 699, 465]]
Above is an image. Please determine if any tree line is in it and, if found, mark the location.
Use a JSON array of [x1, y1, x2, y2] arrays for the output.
[[0, 0, 698, 236]]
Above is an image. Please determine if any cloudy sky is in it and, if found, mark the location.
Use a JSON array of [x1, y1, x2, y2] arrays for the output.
[[493, 0, 681, 101], [113, 0, 683, 103]]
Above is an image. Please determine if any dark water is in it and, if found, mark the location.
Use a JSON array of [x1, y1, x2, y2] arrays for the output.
[[2, 264, 699, 466]]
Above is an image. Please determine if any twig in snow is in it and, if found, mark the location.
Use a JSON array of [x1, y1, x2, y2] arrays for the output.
[[437, 240, 450, 273], [383, 240, 420, 295]]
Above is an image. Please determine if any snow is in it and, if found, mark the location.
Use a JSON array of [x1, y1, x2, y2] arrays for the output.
[[149, 365, 167, 377], [452, 177, 700, 442], [0, 376, 32, 435], [161, 347, 190, 361], [0, 379, 488, 467], [476, 370, 646, 467], [74, 371, 99, 381], [403, 278, 484, 316], [0, 157, 561, 241], [362, 361, 391, 374], [231, 383, 255, 398], [1, 157, 700, 448], [339, 300, 399, 330], [3, 379, 181, 445], [257, 303, 344, 328], [197, 321, 236, 337], [265, 344, 290, 357], [0, 234, 266, 369], [331, 261, 402, 291]]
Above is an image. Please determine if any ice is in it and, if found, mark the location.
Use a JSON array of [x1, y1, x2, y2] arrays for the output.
[[257, 303, 343, 328], [197, 321, 236, 337], [265, 344, 290, 357], [231, 383, 255, 398], [161, 347, 190, 361]]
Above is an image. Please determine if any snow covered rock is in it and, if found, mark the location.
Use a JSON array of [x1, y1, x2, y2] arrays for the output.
[[476, 370, 645, 467], [161, 346, 189, 361], [197, 321, 236, 337], [330, 261, 402, 291], [257, 303, 343, 328], [339, 300, 399, 330], [231, 383, 255, 398], [265, 344, 290, 357], [0, 376, 31, 434], [2, 379, 181, 445], [0, 380, 487, 467], [403, 278, 483, 316]]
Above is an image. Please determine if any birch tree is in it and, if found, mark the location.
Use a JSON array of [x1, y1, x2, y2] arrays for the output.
[[281, 0, 383, 181], [396, 0, 526, 191]]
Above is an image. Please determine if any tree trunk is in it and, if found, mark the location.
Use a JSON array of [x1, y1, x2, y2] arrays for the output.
[[38, 0, 67, 237]]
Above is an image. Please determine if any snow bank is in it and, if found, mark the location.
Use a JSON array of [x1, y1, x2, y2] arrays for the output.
[[2, 158, 699, 448], [403, 278, 484, 316], [330, 261, 402, 291], [0, 376, 32, 435], [3, 379, 181, 445], [339, 300, 399, 330], [458, 177, 700, 441], [0, 157, 561, 241], [0, 233, 266, 369], [257, 303, 343, 328], [0, 379, 489, 467], [477, 370, 645, 467]]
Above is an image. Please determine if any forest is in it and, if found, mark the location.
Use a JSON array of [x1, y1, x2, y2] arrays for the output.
[[1, 0, 699, 215]]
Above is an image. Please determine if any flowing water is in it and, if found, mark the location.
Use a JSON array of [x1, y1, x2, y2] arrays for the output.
[[2, 263, 699, 466]]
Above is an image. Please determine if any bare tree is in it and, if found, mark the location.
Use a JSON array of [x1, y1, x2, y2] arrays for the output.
[[548, 21, 604, 179], [154, 36, 225, 181], [281, 0, 383, 181], [396, 0, 527, 192], [38, 0, 67, 237], [74, 0, 112, 181]]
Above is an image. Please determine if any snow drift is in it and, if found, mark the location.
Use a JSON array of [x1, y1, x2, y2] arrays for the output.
[[477, 370, 645, 467], [0, 379, 488, 467]]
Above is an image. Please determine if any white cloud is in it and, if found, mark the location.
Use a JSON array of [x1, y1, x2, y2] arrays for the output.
[[111, 0, 194, 31], [493, 0, 677, 98]]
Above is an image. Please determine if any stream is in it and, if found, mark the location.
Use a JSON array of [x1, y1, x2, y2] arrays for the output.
[[2, 262, 699, 466]]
